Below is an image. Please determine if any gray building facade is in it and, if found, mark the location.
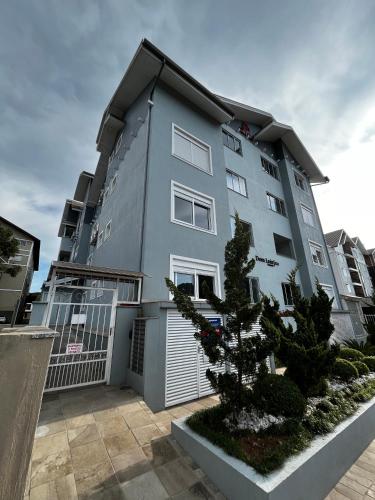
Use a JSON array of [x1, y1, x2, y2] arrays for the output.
[[47, 40, 351, 410]]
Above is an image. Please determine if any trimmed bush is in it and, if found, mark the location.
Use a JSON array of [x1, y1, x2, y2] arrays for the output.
[[339, 347, 364, 361], [362, 356, 375, 372], [332, 359, 358, 381], [352, 361, 370, 376], [252, 374, 306, 418]]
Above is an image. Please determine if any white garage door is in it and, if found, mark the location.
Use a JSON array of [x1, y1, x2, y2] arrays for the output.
[[166, 310, 225, 407]]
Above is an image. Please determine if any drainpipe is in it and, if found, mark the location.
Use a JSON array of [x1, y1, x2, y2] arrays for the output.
[[139, 59, 166, 273]]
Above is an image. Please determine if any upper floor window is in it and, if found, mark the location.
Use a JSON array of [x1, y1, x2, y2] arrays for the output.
[[172, 124, 212, 174], [230, 217, 254, 246], [294, 171, 307, 191], [226, 170, 247, 196], [301, 204, 315, 226], [115, 132, 123, 155], [97, 230, 103, 248], [110, 173, 118, 193], [320, 283, 338, 308], [170, 255, 220, 301], [267, 193, 286, 216], [222, 129, 242, 155], [274, 233, 295, 259], [244, 277, 261, 303], [282, 282, 301, 306], [261, 157, 279, 180], [309, 241, 326, 267], [105, 220, 112, 240], [171, 182, 216, 234]]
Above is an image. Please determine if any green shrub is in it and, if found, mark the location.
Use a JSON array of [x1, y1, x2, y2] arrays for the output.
[[362, 356, 375, 372], [332, 359, 359, 381], [339, 347, 364, 361], [352, 361, 370, 376], [364, 345, 375, 356], [342, 339, 367, 352], [252, 374, 306, 418]]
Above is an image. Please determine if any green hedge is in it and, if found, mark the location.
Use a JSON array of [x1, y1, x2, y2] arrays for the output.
[[332, 359, 359, 381], [339, 347, 364, 361], [352, 361, 370, 376], [362, 356, 375, 372]]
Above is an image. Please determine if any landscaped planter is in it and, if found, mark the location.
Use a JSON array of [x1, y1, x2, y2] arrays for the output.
[[172, 397, 375, 500]]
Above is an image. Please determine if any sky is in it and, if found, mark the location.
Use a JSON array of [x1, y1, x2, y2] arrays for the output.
[[1, 0, 375, 291]]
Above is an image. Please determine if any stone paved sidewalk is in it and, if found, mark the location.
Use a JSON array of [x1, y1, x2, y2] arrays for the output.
[[26, 385, 375, 499]]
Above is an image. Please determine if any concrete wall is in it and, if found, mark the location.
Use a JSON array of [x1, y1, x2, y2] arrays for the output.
[[0, 327, 54, 500], [29, 301, 47, 326], [331, 311, 356, 343]]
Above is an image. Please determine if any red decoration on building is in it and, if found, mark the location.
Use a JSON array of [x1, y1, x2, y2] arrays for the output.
[[239, 121, 251, 139]]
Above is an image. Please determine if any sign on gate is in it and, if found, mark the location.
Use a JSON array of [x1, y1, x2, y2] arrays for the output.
[[66, 343, 83, 354]]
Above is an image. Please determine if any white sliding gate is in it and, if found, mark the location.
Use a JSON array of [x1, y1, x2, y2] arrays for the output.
[[44, 283, 117, 392]]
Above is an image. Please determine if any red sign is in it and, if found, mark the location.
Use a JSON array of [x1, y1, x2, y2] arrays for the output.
[[66, 343, 83, 354]]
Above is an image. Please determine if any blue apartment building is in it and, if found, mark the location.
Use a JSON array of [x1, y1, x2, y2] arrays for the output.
[[33, 40, 356, 410]]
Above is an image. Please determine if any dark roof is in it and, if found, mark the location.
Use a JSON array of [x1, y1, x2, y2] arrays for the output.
[[324, 229, 344, 248], [0, 216, 40, 270]]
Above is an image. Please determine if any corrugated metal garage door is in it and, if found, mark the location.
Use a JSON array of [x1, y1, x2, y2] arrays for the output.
[[166, 310, 225, 407]]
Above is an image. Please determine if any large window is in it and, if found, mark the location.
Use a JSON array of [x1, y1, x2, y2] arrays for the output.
[[222, 129, 242, 155], [320, 284, 338, 308], [170, 255, 220, 301], [226, 170, 247, 196], [171, 182, 216, 234], [309, 241, 326, 266], [230, 217, 254, 246], [244, 277, 261, 303], [282, 282, 301, 306], [267, 193, 286, 216], [274, 233, 295, 259], [301, 204, 315, 226], [261, 157, 279, 180], [172, 124, 212, 174], [294, 171, 307, 191]]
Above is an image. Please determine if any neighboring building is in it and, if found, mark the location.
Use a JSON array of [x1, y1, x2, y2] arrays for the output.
[[0, 217, 40, 324], [325, 229, 374, 339], [22, 292, 41, 323], [364, 248, 375, 291], [33, 40, 352, 410]]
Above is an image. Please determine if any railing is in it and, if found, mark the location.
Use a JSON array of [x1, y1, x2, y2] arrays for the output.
[[364, 314, 375, 324]]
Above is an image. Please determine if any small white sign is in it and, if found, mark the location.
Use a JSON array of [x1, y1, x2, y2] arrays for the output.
[[66, 343, 83, 354]]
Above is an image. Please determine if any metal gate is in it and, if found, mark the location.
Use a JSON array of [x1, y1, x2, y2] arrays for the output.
[[44, 282, 117, 392]]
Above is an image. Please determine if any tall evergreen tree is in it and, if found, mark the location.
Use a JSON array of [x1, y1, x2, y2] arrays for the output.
[[261, 270, 338, 396], [0, 225, 20, 277], [165, 213, 279, 412]]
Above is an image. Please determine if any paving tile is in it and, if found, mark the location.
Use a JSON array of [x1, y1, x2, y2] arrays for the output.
[[168, 406, 192, 419], [117, 401, 143, 415], [103, 431, 139, 457], [335, 482, 363, 500], [32, 431, 69, 461], [182, 402, 206, 412], [30, 450, 73, 488], [96, 415, 129, 437], [123, 410, 153, 429], [350, 463, 375, 482], [132, 424, 163, 446], [325, 489, 352, 500], [93, 407, 120, 422], [65, 413, 95, 430], [356, 459, 375, 475], [74, 459, 117, 498], [339, 475, 369, 495], [120, 470, 168, 500], [38, 407, 64, 425], [35, 419, 67, 439], [29, 473, 77, 500], [142, 437, 179, 467], [155, 457, 198, 496], [112, 447, 152, 483], [345, 470, 373, 488], [198, 398, 218, 409], [171, 481, 215, 499], [68, 423, 100, 448], [70, 440, 109, 472], [366, 489, 375, 499], [80, 484, 126, 499]]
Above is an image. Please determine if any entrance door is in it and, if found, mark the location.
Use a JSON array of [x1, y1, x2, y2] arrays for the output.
[[44, 283, 116, 392]]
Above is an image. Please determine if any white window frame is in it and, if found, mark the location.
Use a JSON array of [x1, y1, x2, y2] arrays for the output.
[[172, 123, 213, 175], [267, 192, 287, 217], [96, 279, 104, 298], [105, 220, 112, 240], [90, 280, 97, 299], [301, 203, 315, 227], [294, 171, 307, 192], [319, 283, 338, 309], [170, 254, 221, 301], [110, 173, 118, 193], [97, 230, 104, 248], [309, 240, 327, 267], [261, 157, 279, 180], [171, 181, 217, 235], [226, 169, 247, 196]]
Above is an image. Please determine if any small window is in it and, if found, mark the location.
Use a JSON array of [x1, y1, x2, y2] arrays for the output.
[[230, 217, 254, 246], [301, 205, 314, 226], [222, 129, 242, 155], [173, 125, 212, 173], [64, 226, 75, 238], [110, 174, 117, 193], [274, 233, 295, 259], [320, 284, 337, 308], [226, 170, 247, 196], [294, 172, 306, 191], [282, 282, 301, 306], [267, 193, 286, 216], [309, 241, 326, 266], [172, 182, 216, 233], [171, 255, 220, 301], [97, 231, 103, 248], [261, 157, 279, 180], [105, 221, 111, 240], [245, 277, 261, 303]]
